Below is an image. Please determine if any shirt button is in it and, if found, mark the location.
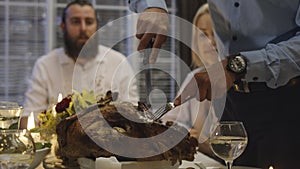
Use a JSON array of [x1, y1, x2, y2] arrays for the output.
[[234, 2, 240, 7], [232, 35, 238, 41]]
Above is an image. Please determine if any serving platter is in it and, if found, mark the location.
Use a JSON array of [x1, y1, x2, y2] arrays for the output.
[[29, 148, 51, 169]]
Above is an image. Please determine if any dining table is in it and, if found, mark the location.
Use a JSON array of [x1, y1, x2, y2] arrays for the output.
[[178, 152, 259, 169], [35, 151, 260, 169]]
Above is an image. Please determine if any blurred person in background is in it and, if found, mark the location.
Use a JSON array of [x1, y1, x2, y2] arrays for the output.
[[162, 3, 217, 157], [22, 0, 139, 126], [130, 0, 300, 168]]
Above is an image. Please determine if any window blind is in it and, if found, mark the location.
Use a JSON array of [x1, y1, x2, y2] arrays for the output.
[[0, 0, 181, 108]]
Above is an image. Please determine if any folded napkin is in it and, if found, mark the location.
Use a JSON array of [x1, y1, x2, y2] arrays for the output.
[[95, 157, 121, 169]]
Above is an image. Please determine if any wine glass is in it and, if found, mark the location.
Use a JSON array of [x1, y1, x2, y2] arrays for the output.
[[209, 121, 248, 169], [0, 101, 23, 129], [0, 129, 35, 169]]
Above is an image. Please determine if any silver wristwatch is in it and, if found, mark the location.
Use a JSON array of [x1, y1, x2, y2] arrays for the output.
[[226, 54, 247, 74]]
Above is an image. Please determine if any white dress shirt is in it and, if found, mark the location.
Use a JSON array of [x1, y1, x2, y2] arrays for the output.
[[23, 45, 139, 117]]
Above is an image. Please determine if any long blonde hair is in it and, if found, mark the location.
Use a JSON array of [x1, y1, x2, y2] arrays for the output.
[[190, 3, 210, 70]]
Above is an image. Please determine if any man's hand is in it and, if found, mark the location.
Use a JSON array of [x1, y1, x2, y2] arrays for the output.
[[189, 128, 200, 139], [174, 59, 237, 106], [136, 8, 169, 63]]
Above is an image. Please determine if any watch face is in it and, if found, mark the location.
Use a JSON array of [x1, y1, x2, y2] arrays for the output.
[[228, 55, 246, 73]]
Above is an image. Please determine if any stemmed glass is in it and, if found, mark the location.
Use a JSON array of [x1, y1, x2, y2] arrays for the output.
[[209, 121, 248, 169], [0, 129, 35, 169], [0, 101, 23, 129]]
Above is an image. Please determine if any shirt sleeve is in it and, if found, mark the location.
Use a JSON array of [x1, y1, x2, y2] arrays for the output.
[[241, 32, 300, 88], [110, 55, 140, 105], [128, 0, 167, 13], [23, 59, 49, 118], [209, 1, 300, 88], [240, 8, 300, 88]]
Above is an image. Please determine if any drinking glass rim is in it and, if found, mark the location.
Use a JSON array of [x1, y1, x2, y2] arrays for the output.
[[0, 101, 20, 110], [0, 129, 29, 134]]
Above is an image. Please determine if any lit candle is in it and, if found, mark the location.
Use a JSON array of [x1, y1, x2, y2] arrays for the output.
[[1, 122, 5, 129], [269, 166, 274, 169], [27, 112, 40, 142], [52, 93, 63, 117], [27, 112, 35, 130], [52, 105, 57, 117], [58, 93, 63, 103]]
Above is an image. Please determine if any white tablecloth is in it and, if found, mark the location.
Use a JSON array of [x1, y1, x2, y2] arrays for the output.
[[36, 152, 260, 169], [76, 152, 221, 169], [179, 153, 261, 169], [179, 152, 224, 169]]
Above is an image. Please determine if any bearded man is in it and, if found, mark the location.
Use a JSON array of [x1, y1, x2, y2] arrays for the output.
[[22, 0, 139, 120]]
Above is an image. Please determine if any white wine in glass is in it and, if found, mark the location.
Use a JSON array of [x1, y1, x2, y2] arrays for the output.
[[209, 121, 248, 169]]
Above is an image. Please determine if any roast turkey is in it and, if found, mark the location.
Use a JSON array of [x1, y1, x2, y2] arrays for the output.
[[55, 92, 198, 166]]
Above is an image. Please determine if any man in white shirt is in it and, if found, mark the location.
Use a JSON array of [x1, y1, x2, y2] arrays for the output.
[[23, 0, 139, 118]]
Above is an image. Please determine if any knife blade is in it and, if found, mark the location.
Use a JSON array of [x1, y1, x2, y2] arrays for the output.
[[143, 39, 154, 105]]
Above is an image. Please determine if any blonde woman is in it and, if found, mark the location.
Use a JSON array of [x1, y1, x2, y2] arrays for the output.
[[191, 3, 217, 70], [162, 3, 217, 156]]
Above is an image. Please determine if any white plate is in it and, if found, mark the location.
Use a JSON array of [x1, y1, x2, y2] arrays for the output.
[[29, 148, 51, 169]]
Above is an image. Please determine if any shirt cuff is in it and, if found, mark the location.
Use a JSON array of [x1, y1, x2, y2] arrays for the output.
[[128, 0, 167, 13], [240, 50, 277, 88]]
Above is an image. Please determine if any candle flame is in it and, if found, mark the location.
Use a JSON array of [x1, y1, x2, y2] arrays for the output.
[[22, 129, 27, 135], [27, 112, 35, 130], [52, 105, 57, 117], [1, 122, 5, 129], [58, 93, 63, 102], [269, 166, 274, 169], [52, 93, 62, 118]]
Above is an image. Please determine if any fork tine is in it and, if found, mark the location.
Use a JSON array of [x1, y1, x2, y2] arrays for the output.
[[153, 107, 166, 119], [146, 110, 157, 119], [154, 112, 166, 120], [152, 102, 175, 120]]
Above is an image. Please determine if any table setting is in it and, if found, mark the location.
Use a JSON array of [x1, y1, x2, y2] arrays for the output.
[[39, 151, 259, 169], [0, 101, 52, 169], [26, 112, 52, 169], [0, 96, 260, 169]]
